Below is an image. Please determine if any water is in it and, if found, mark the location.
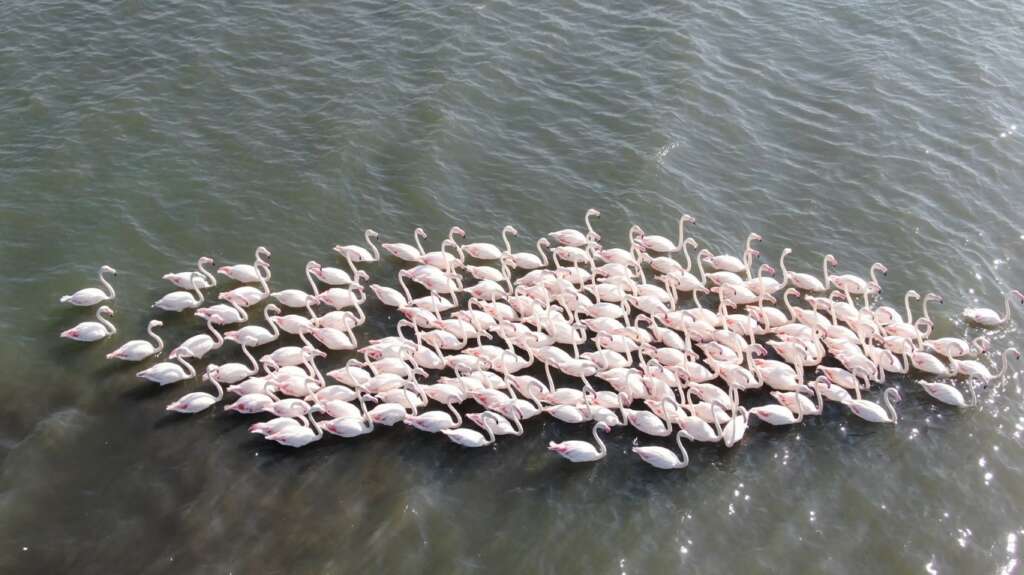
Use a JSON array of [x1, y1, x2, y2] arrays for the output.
[[2, 0, 1024, 572]]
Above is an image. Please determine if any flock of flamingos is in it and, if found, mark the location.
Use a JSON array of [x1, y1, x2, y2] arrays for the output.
[[58, 210, 1022, 469]]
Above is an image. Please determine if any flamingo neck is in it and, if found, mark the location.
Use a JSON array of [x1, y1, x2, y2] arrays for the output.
[[99, 269, 116, 298], [414, 229, 426, 255], [306, 265, 320, 297], [210, 377, 224, 401], [365, 230, 380, 260], [177, 356, 196, 378], [675, 431, 689, 467], [882, 389, 898, 424], [97, 310, 116, 335], [197, 259, 216, 287], [778, 251, 790, 287], [265, 307, 280, 338], [592, 423, 607, 457], [148, 323, 164, 353]]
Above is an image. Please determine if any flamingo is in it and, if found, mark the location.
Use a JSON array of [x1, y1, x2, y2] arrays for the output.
[[950, 348, 1020, 381], [249, 417, 306, 437], [107, 320, 164, 361], [195, 298, 249, 325], [963, 290, 1024, 327], [60, 265, 117, 306], [382, 228, 427, 262], [224, 304, 281, 347], [505, 238, 551, 270], [170, 318, 224, 359], [308, 260, 357, 286], [334, 229, 381, 275], [548, 421, 611, 463], [163, 257, 216, 290], [917, 378, 977, 408], [632, 430, 691, 470], [320, 393, 377, 438], [846, 376, 901, 424], [405, 402, 463, 433], [153, 273, 204, 312], [632, 214, 696, 253], [461, 225, 518, 261], [778, 249, 835, 292], [829, 262, 887, 296], [137, 353, 196, 386], [61, 306, 116, 342], [549, 208, 601, 246], [218, 265, 270, 308], [266, 413, 323, 447], [206, 345, 259, 385], [442, 412, 501, 448], [218, 246, 271, 283], [166, 372, 225, 414]]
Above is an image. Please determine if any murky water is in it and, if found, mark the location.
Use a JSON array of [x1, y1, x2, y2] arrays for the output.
[[2, 1, 1024, 573]]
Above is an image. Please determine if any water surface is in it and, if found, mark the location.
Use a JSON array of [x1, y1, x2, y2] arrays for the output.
[[2, 1, 1024, 573]]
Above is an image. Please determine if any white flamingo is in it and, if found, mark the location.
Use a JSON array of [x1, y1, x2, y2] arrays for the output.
[[632, 430, 691, 470], [218, 246, 271, 283], [107, 320, 164, 361], [61, 306, 116, 342], [164, 257, 216, 290], [963, 290, 1024, 327], [166, 372, 225, 414], [548, 421, 612, 463], [60, 265, 116, 306]]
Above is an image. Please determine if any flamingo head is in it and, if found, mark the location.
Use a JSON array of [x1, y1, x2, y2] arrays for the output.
[[100, 265, 117, 274], [826, 254, 838, 267], [1014, 290, 1024, 304]]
